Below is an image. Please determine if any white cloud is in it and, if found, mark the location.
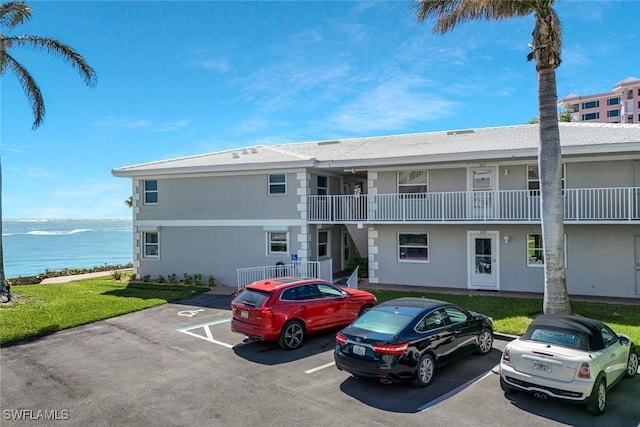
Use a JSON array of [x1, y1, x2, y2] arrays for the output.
[[327, 76, 459, 133], [97, 116, 190, 132]]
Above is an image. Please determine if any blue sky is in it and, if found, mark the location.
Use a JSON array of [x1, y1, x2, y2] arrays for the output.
[[2, 1, 639, 219]]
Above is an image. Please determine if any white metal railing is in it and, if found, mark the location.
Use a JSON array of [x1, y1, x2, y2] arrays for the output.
[[236, 261, 321, 291], [308, 187, 640, 222]]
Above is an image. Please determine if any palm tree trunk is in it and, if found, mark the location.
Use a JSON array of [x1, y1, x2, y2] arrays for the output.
[[0, 158, 10, 302], [537, 67, 570, 314]]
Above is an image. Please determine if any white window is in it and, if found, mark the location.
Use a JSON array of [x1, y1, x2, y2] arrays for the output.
[[143, 232, 159, 259], [268, 174, 286, 195], [527, 233, 567, 267], [318, 230, 328, 258], [144, 180, 158, 204], [267, 232, 288, 255], [527, 165, 564, 196], [398, 232, 429, 263], [398, 170, 428, 193]]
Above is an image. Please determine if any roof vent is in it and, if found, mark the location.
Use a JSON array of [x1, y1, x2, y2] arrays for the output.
[[250, 147, 258, 154], [447, 129, 475, 136], [242, 149, 248, 154], [232, 152, 240, 159], [318, 140, 340, 146]]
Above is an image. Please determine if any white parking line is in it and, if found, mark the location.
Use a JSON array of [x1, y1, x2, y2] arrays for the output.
[[305, 361, 335, 374], [176, 318, 234, 348], [418, 365, 498, 412]]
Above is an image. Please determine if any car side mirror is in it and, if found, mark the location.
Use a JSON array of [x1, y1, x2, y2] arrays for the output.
[[619, 336, 630, 345], [341, 291, 347, 299]]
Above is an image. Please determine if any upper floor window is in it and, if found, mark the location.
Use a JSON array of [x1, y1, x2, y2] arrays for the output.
[[398, 170, 428, 193], [607, 109, 620, 118], [267, 231, 288, 255], [318, 230, 328, 258], [317, 176, 327, 196], [581, 112, 599, 121], [398, 232, 429, 263], [568, 103, 579, 113], [527, 165, 564, 196], [143, 232, 159, 258], [627, 89, 634, 100], [144, 180, 158, 204], [581, 100, 599, 109], [606, 97, 620, 106], [268, 174, 286, 195]]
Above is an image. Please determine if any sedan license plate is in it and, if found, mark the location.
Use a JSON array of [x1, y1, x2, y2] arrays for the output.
[[240, 310, 249, 319], [532, 360, 551, 372], [352, 344, 366, 356]]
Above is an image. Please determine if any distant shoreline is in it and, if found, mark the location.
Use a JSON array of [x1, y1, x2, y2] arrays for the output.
[[6, 263, 134, 285]]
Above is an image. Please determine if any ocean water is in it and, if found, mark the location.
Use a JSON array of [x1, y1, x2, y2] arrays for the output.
[[2, 219, 132, 278]]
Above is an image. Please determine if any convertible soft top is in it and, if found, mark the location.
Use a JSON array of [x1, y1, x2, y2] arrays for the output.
[[523, 314, 610, 351]]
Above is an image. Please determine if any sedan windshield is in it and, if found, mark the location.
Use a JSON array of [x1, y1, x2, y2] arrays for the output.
[[350, 309, 414, 335]]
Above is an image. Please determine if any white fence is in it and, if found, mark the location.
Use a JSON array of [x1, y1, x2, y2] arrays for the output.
[[308, 187, 640, 222], [236, 261, 321, 291]]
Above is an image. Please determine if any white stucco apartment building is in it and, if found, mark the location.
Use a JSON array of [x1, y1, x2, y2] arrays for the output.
[[113, 122, 640, 299]]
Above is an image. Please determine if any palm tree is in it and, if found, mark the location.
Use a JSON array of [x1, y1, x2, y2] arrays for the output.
[[0, 1, 96, 302], [414, 0, 570, 314]]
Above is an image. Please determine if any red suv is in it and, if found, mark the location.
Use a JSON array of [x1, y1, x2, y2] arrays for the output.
[[231, 277, 377, 350]]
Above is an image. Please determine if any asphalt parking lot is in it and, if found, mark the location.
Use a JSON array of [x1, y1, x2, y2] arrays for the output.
[[2, 291, 639, 427]]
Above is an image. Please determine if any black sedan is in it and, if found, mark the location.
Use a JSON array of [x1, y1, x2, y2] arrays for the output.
[[334, 297, 494, 386]]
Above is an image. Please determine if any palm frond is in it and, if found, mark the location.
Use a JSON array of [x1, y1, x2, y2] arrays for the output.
[[0, 1, 31, 29], [3, 50, 44, 129], [8, 35, 97, 86]]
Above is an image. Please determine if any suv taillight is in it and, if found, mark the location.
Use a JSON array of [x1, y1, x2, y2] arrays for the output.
[[260, 308, 273, 318], [578, 362, 591, 379]]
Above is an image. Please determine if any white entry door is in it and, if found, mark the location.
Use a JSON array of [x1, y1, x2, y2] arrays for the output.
[[636, 236, 640, 295], [469, 167, 496, 219], [468, 231, 499, 290]]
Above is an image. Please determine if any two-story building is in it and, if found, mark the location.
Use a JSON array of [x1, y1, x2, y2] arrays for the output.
[[112, 122, 640, 299]]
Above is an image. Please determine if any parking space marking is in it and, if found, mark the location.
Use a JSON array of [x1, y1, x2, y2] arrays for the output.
[[418, 365, 497, 412], [176, 318, 234, 348], [305, 361, 335, 374]]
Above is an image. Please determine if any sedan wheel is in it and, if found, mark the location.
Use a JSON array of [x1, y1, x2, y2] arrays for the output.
[[412, 353, 435, 387], [278, 320, 305, 350], [358, 304, 373, 317], [476, 329, 493, 355], [585, 375, 606, 416], [624, 350, 639, 378]]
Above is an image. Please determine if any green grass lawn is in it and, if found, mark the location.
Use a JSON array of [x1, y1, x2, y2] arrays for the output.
[[2, 279, 639, 346], [371, 290, 640, 344], [0, 279, 209, 345]]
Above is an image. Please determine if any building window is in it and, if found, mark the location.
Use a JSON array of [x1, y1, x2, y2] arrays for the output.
[[317, 176, 327, 196], [628, 89, 634, 100], [606, 97, 620, 106], [144, 180, 158, 204], [268, 174, 286, 195], [318, 230, 328, 258], [398, 170, 428, 193], [607, 109, 620, 117], [398, 232, 429, 262], [527, 165, 565, 196], [143, 232, 159, 258], [527, 233, 567, 267], [568, 103, 579, 113], [581, 112, 600, 121], [581, 100, 599, 109], [628, 115, 634, 124], [267, 232, 288, 254], [637, 101, 640, 108]]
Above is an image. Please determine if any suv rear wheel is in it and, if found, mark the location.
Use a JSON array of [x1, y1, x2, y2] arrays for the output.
[[278, 320, 305, 350]]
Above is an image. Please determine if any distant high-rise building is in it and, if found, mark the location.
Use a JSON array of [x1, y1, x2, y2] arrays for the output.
[[557, 77, 640, 124]]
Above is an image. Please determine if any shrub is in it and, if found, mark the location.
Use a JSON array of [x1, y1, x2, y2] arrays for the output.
[[208, 275, 216, 287], [193, 274, 202, 286], [142, 274, 151, 283], [111, 270, 122, 281], [156, 275, 166, 283], [183, 273, 192, 285], [347, 258, 368, 278], [168, 274, 177, 284]]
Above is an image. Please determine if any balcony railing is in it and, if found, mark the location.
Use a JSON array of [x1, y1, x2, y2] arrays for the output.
[[307, 187, 640, 223]]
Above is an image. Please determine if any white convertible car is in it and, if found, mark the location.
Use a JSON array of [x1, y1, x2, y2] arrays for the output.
[[499, 314, 638, 415]]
